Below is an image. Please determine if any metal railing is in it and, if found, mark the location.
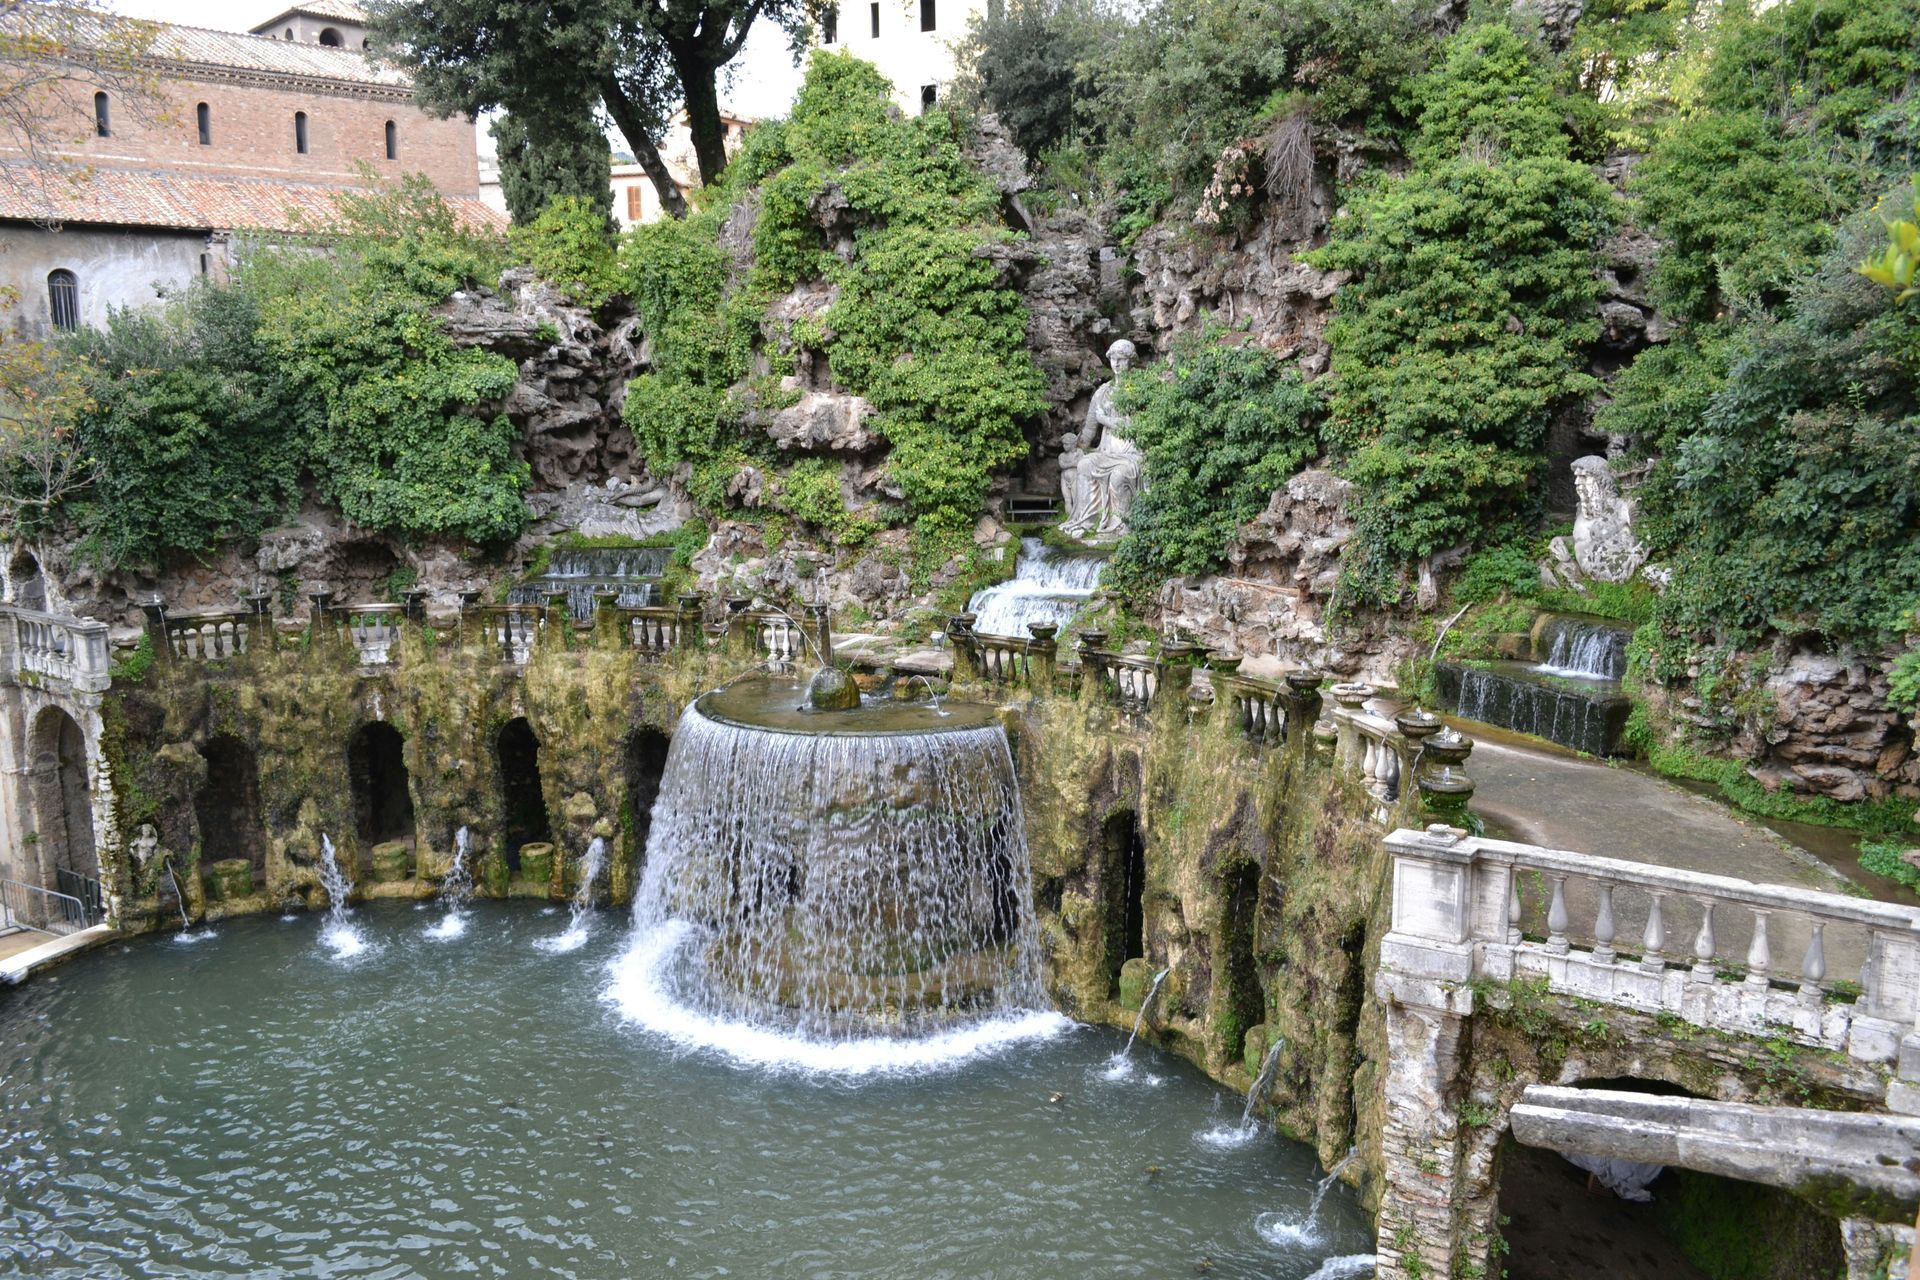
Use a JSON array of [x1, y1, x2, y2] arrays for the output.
[[54, 867, 103, 920], [1, 877, 91, 936]]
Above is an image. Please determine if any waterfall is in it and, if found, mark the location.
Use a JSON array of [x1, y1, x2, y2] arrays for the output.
[[1435, 660, 1631, 756], [1533, 615, 1630, 680], [605, 684, 1066, 1072], [967, 538, 1104, 636], [1303, 1256, 1377, 1280], [1256, 1147, 1359, 1248], [537, 836, 607, 954], [509, 546, 672, 620], [425, 826, 473, 941], [315, 834, 369, 958]]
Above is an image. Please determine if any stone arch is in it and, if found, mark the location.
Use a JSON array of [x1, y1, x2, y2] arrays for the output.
[[623, 726, 670, 874], [1100, 807, 1145, 994], [1492, 1073, 1843, 1280], [26, 706, 97, 891], [193, 734, 266, 885], [496, 717, 550, 871], [318, 26, 343, 45], [348, 721, 414, 862]]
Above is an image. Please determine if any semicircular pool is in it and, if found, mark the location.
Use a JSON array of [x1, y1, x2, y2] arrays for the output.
[[0, 902, 1374, 1278]]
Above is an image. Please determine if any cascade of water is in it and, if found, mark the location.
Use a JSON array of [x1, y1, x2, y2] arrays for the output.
[[1118, 967, 1170, 1059], [606, 685, 1067, 1071], [315, 834, 369, 958], [1533, 616, 1629, 681], [426, 826, 473, 941], [968, 538, 1105, 636], [161, 860, 189, 928], [538, 836, 607, 954], [1303, 1255, 1378, 1280]]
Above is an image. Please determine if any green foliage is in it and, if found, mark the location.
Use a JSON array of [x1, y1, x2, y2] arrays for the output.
[[67, 283, 304, 569], [1308, 23, 1614, 584], [622, 53, 1046, 538], [958, 0, 1098, 161], [510, 194, 620, 308], [491, 107, 614, 228], [769, 458, 878, 546], [1860, 177, 1920, 303], [1450, 543, 1541, 606], [1106, 331, 1321, 597], [1890, 643, 1920, 713], [1860, 839, 1920, 891], [107, 633, 153, 684], [1639, 203, 1920, 647]]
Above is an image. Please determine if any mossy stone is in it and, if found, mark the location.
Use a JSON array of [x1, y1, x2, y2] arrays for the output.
[[806, 667, 860, 711], [1243, 1023, 1275, 1077], [368, 841, 411, 882], [207, 858, 254, 902], [1118, 957, 1156, 1011], [480, 851, 509, 897], [518, 842, 555, 886]]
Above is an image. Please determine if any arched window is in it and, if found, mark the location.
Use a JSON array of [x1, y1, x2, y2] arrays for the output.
[[46, 270, 78, 332], [196, 102, 211, 146], [294, 111, 308, 155], [318, 26, 342, 46], [383, 120, 396, 160], [93, 92, 109, 137], [283, 27, 293, 38]]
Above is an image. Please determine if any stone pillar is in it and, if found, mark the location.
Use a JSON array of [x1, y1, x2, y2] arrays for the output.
[[1284, 669, 1324, 750], [1026, 623, 1058, 692], [676, 593, 705, 651], [1329, 682, 1373, 771], [140, 599, 171, 665], [592, 591, 622, 649], [725, 596, 755, 658], [947, 613, 978, 683], [804, 603, 833, 667], [1075, 629, 1108, 703]]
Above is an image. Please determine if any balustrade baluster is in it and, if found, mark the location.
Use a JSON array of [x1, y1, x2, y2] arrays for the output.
[[1800, 920, 1827, 1005], [1547, 874, 1570, 954], [1508, 873, 1522, 944], [1691, 898, 1717, 982], [1592, 881, 1616, 964], [1745, 909, 1772, 988], [1642, 891, 1668, 972]]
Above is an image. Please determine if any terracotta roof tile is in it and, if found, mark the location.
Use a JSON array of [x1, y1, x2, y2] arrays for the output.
[[253, 1, 371, 25], [0, 160, 507, 235], [0, 9, 407, 90]]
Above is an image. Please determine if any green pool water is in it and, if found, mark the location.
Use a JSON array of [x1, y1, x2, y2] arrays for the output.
[[0, 901, 1372, 1278]]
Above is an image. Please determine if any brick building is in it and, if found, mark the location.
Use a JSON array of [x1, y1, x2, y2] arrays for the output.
[[0, 2, 499, 336]]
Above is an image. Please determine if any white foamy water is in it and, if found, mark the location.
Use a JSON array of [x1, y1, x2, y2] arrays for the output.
[[171, 929, 216, 946], [423, 911, 468, 941], [967, 538, 1104, 637], [538, 836, 607, 954], [1196, 1123, 1259, 1149], [1302, 1254, 1377, 1279], [604, 922, 1070, 1074], [314, 834, 372, 959]]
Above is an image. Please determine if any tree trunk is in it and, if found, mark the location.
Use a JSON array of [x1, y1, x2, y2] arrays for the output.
[[671, 46, 728, 187], [599, 74, 687, 220]]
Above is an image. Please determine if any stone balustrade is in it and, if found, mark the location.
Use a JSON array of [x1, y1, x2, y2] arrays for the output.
[[1380, 824, 1920, 1082], [1329, 684, 1413, 823], [0, 605, 111, 695]]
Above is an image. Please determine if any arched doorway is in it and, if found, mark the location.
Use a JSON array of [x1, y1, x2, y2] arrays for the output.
[[26, 707, 98, 902], [194, 735, 267, 886], [624, 727, 670, 872], [348, 722, 414, 863], [496, 718, 550, 870], [1100, 808, 1145, 995]]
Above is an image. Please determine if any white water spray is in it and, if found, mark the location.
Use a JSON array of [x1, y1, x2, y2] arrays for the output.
[[1302, 1255, 1377, 1280], [1103, 967, 1170, 1082], [967, 538, 1104, 636], [315, 834, 369, 958], [1256, 1147, 1359, 1248], [1197, 1036, 1284, 1148], [537, 835, 606, 954], [425, 826, 473, 941]]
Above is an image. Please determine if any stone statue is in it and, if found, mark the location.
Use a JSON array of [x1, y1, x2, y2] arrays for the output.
[[131, 823, 159, 869], [1061, 339, 1145, 541], [1567, 455, 1646, 583]]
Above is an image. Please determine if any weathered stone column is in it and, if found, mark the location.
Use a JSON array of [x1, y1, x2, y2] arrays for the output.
[[947, 613, 978, 683], [725, 596, 754, 658], [1026, 623, 1058, 692], [592, 591, 622, 649], [307, 592, 334, 650], [676, 593, 705, 651], [1329, 681, 1373, 770], [804, 603, 833, 667], [140, 599, 171, 665]]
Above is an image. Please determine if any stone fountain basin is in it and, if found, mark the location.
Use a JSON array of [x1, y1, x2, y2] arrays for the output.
[[698, 677, 1002, 735]]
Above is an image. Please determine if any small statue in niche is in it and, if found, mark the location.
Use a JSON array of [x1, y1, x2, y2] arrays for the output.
[[1061, 339, 1146, 542], [1565, 455, 1647, 583], [130, 823, 159, 870]]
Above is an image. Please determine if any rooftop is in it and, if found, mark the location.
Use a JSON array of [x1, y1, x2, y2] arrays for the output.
[[251, 1, 372, 27], [0, 7, 406, 90], [0, 159, 506, 235]]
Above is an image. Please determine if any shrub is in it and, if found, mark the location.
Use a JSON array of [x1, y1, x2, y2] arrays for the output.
[[509, 194, 620, 308], [1106, 331, 1320, 597]]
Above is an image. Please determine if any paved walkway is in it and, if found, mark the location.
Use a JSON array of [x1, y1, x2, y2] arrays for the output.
[[0, 923, 115, 985]]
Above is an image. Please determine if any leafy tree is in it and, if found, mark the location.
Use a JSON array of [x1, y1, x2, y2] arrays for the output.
[[0, 332, 93, 542], [369, 0, 806, 218], [956, 0, 1103, 161], [1307, 23, 1614, 591], [1106, 332, 1321, 597], [510, 195, 621, 306], [492, 108, 614, 227]]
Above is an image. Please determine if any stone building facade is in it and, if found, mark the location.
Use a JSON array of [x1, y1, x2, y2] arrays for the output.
[[811, 0, 987, 113], [0, 2, 497, 336]]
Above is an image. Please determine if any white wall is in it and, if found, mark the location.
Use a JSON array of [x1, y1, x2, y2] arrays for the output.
[[814, 0, 990, 113], [0, 224, 221, 337]]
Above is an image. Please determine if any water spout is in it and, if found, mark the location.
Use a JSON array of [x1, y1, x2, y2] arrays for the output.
[[161, 859, 189, 929], [425, 825, 473, 941], [1197, 1036, 1284, 1148], [1255, 1147, 1359, 1249], [1103, 967, 1170, 1082], [538, 836, 607, 954], [316, 834, 369, 958]]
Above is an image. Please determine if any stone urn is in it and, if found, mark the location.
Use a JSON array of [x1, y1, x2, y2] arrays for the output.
[[1417, 769, 1477, 832], [368, 841, 411, 883], [206, 858, 254, 902], [1329, 681, 1374, 711], [1422, 726, 1474, 769], [1285, 668, 1325, 693], [1207, 654, 1243, 675], [1395, 706, 1443, 747], [1027, 623, 1059, 645], [518, 842, 555, 888], [1076, 629, 1109, 651]]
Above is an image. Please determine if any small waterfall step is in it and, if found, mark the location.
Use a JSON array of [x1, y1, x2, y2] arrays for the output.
[[968, 537, 1105, 637], [1435, 660, 1630, 756], [1530, 613, 1632, 681], [509, 545, 673, 621]]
